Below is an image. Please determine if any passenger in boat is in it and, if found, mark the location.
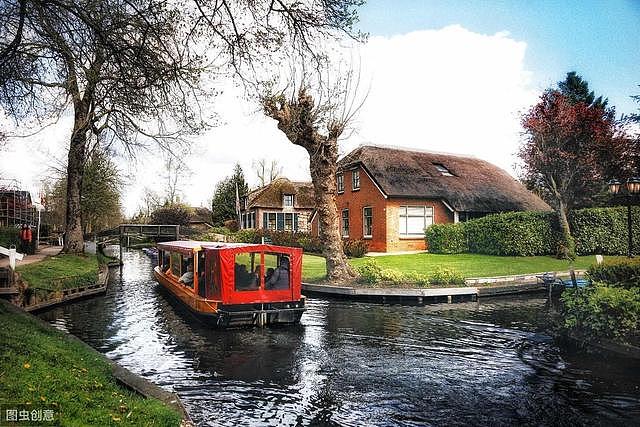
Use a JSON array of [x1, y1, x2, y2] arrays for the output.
[[265, 267, 275, 284], [266, 257, 289, 289], [179, 263, 194, 286]]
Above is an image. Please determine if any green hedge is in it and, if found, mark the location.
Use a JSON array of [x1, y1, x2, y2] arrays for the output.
[[424, 223, 466, 254], [0, 226, 20, 248], [571, 207, 640, 255], [425, 206, 640, 257], [587, 258, 640, 288], [464, 211, 558, 256]]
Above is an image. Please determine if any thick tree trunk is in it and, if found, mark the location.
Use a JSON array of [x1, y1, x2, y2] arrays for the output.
[[63, 118, 88, 254], [306, 139, 358, 283]]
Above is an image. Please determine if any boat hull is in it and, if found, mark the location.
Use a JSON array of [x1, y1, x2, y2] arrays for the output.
[[153, 267, 305, 327]]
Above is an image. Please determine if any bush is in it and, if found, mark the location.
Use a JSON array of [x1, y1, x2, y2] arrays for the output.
[[423, 206, 639, 257], [343, 239, 368, 258], [425, 223, 467, 254], [224, 219, 239, 232], [587, 258, 640, 288], [230, 229, 323, 253], [464, 211, 559, 256], [561, 284, 640, 342], [150, 204, 192, 227], [429, 266, 465, 286], [0, 226, 20, 248], [571, 206, 640, 255], [356, 259, 431, 287]]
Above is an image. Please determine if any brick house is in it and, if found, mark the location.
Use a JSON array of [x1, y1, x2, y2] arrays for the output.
[[239, 177, 316, 232], [331, 145, 550, 252]]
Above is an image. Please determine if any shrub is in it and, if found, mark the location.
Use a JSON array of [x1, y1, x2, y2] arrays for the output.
[[232, 229, 263, 244], [425, 223, 467, 254], [224, 219, 239, 232], [150, 204, 192, 227], [463, 211, 559, 256], [429, 266, 465, 286], [343, 239, 369, 258], [561, 284, 640, 342], [0, 226, 20, 248], [587, 258, 640, 288], [356, 259, 430, 287], [570, 206, 640, 255]]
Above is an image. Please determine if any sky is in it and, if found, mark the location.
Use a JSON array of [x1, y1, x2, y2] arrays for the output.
[[1, 1, 639, 216]]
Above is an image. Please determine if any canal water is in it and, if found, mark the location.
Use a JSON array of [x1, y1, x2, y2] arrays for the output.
[[40, 251, 640, 426]]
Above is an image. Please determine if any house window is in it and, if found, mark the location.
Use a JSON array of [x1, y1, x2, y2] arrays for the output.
[[341, 209, 349, 237], [352, 170, 360, 190], [433, 163, 453, 176], [363, 207, 372, 237], [283, 194, 294, 207], [337, 173, 344, 193], [263, 212, 299, 231], [399, 206, 434, 236]]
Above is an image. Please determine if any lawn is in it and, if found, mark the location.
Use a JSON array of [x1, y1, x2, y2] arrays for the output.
[[0, 300, 181, 426], [17, 254, 98, 290], [302, 253, 627, 283]]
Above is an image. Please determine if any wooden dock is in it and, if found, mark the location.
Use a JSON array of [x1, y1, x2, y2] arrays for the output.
[[302, 283, 478, 305]]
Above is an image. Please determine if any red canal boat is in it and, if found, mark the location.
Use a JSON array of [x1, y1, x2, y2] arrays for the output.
[[153, 241, 306, 327]]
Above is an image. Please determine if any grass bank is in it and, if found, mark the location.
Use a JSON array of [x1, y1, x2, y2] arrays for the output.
[[17, 254, 98, 291], [302, 253, 627, 284], [0, 300, 181, 425]]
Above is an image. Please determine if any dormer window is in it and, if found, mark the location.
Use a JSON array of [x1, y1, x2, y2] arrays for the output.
[[433, 163, 453, 176], [283, 194, 294, 207]]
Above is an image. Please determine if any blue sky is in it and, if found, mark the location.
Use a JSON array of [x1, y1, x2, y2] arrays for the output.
[[356, 0, 640, 116]]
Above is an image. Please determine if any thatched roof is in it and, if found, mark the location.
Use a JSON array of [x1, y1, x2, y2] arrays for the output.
[[189, 207, 213, 225], [246, 177, 315, 209], [338, 145, 550, 213]]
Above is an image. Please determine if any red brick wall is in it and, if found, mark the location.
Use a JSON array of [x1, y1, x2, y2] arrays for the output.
[[336, 166, 388, 252]]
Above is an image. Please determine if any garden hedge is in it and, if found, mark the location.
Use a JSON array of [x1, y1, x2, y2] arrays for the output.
[[587, 258, 640, 288], [0, 226, 20, 248], [425, 206, 640, 256]]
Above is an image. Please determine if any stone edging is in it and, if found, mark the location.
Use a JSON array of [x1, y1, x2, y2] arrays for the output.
[[465, 270, 587, 285], [0, 299, 192, 424]]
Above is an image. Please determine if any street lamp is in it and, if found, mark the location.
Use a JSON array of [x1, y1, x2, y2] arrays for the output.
[[608, 177, 640, 258]]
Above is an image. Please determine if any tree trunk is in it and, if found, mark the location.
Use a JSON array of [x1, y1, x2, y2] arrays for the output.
[[556, 199, 576, 260], [305, 138, 358, 283], [63, 117, 88, 254]]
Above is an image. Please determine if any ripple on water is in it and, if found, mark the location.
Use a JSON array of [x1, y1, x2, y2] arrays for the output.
[[39, 250, 640, 426]]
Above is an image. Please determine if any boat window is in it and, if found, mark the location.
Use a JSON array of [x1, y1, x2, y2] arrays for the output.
[[180, 256, 194, 288], [264, 253, 290, 290], [234, 252, 260, 291], [170, 252, 181, 276], [197, 252, 206, 297]]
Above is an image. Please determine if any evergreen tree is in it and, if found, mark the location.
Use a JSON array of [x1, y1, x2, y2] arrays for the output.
[[211, 164, 249, 226]]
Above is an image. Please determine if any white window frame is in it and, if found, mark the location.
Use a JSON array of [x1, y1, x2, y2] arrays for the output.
[[352, 169, 360, 191], [283, 194, 294, 207], [337, 173, 345, 193], [341, 209, 349, 238], [399, 205, 434, 237], [363, 206, 372, 238]]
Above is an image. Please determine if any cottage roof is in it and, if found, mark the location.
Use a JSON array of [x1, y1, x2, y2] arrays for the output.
[[338, 145, 550, 213], [245, 177, 315, 209]]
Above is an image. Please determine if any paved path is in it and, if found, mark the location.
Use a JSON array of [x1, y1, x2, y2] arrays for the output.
[[0, 245, 63, 269]]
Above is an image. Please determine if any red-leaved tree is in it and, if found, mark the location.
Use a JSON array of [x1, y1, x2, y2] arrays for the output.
[[519, 88, 624, 258]]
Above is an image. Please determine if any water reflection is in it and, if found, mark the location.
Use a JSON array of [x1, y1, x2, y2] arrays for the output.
[[40, 250, 640, 426]]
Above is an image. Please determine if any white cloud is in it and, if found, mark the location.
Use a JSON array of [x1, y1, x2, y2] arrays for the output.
[[2, 25, 538, 217]]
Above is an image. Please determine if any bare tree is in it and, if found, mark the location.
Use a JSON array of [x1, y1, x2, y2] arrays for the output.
[[262, 66, 366, 282], [1, 0, 365, 254], [253, 158, 283, 186]]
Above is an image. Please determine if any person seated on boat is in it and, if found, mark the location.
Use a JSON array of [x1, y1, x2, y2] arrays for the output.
[[265, 267, 275, 284], [266, 257, 289, 290], [179, 263, 194, 286], [249, 265, 261, 289], [235, 263, 251, 290]]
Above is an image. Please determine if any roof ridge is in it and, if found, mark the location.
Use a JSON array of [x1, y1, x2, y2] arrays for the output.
[[359, 143, 480, 160]]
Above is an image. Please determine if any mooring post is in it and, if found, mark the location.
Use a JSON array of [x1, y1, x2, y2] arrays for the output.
[[447, 295, 452, 304]]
